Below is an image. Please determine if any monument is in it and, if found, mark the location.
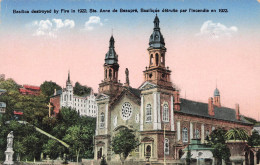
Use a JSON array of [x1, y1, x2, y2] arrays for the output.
[[4, 131, 14, 165]]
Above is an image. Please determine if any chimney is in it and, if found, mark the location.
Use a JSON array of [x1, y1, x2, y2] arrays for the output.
[[54, 89, 57, 95], [235, 104, 240, 120], [174, 90, 180, 111], [208, 97, 214, 116]]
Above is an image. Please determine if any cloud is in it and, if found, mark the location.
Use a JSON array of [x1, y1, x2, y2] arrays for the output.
[[84, 16, 103, 31], [32, 19, 75, 38], [197, 20, 238, 39], [52, 19, 75, 30]]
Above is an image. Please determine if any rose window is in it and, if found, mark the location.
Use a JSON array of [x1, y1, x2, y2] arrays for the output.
[[121, 102, 132, 120]]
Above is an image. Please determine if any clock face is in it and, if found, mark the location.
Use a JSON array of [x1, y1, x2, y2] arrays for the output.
[[121, 102, 132, 120]]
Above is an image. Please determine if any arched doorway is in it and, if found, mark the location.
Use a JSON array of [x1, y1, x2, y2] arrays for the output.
[[97, 148, 102, 159], [179, 149, 183, 159], [146, 145, 151, 157]]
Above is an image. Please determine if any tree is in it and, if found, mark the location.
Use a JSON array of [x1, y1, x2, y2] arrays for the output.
[[63, 125, 94, 164], [111, 128, 139, 165], [209, 128, 227, 144], [211, 143, 231, 163], [40, 81, 61, 99], [43, 139, 66, 160], [248, 130, 260, 147], [225, 128, 249, 141], [209, 128, 230, 165], [73, 82, 91, 96]]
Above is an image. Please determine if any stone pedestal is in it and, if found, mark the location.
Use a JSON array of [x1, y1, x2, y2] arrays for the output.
[[4, 148, 14, 165]]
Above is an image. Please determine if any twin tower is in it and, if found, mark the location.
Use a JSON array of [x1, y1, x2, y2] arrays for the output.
[[98, 14, 173, 94]]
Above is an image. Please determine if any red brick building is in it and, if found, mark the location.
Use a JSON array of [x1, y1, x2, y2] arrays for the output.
[[93, 15, 253, 164], [19, 85, 41, 95], [50, 89, 62, 116]]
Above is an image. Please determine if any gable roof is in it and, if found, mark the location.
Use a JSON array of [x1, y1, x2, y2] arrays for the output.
[[109, 86, 141, 108], [178, 99, 252, 125]]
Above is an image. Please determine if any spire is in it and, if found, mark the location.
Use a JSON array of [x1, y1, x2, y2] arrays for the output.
[[67, 70, 70, 83], [66, 70, 72, 87], [149, 14, 165, 49], [109, 35, 115, 48], [154, 14, 160, 29], [105, 35, 118, 65]]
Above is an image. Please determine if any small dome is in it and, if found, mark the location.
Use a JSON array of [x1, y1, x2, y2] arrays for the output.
[[214, 88, 220, 96]]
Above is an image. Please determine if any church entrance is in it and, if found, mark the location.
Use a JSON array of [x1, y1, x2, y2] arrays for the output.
[[97, 148, 102, 159], [146, 145, 151, 158]]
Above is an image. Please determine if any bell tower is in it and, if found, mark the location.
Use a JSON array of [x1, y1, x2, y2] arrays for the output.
[[213, 88, 221, 107], [99, 35, 122, 95], [143, 14, 172, 88]]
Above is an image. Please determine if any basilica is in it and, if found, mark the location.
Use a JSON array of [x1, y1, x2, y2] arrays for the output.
[[93, 15, 253, 164]]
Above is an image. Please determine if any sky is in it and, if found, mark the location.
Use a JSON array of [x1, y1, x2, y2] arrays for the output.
[[0, 0, 260, 120]]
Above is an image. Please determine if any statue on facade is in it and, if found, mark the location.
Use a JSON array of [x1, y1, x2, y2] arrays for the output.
[[125, 68, 129, 86], [4, 131, 14, 165]]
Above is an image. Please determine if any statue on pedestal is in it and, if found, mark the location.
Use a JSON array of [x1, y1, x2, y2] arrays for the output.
[[4, 131, 14, 165]]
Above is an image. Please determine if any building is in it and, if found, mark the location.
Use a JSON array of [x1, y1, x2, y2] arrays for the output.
[[0, 89, 6, 114], [19, 84, 41, 95], [50, 73, 97, 117], [93, 15, 253, 164]]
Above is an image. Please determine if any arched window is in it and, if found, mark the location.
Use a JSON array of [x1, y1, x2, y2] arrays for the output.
[[65, 95, 67, 101], [164, 138, 169, 155], [156, 54, 159, 66], [105, 69, 107, 79], [100, 113, 105, 128], [150, 54, 153, 65], [146, 104, 152, 122], [205, 130, 210, 139], [109, 69, 112, 79], [161, 54, 164, 63], [182, 127, 188, 143], [162, 104, 169, 122], [70, 95, 72, 101], [195, 129, 200, 139]]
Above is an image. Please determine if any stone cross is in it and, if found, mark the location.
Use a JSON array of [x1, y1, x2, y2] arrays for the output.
[[47, 103, 53, 117]]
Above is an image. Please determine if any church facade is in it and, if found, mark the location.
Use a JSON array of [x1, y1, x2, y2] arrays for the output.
[[94, 15, 253, 164]]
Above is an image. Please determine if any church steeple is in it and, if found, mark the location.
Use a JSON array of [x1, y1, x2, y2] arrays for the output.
[[143, 15, 173, 88], [213, 88, 221, 107], [99, 35, 122, 95], [66, 70, 71, 86], [149, 14, 165, 49], [105, 35, 118, 65]]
